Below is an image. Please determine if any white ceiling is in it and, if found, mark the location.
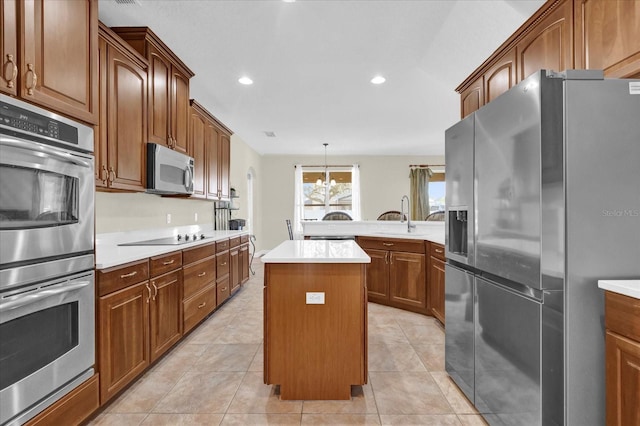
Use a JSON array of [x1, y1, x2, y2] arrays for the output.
[[98, 0, 544, 157]]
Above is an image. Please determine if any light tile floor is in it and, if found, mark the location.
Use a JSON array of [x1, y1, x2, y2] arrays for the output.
[[89, 261, 486, 426]]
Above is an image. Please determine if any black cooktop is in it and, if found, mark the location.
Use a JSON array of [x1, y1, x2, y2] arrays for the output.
[[119, 234, 208, 246]]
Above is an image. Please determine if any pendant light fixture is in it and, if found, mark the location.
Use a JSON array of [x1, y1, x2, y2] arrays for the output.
[[316, 143, 336, 187]]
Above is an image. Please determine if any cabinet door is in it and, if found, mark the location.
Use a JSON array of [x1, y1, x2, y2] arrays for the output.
[[99, 282, 150, 403], [576, 0, 640, 78], [429, 255, 446, 323], [107, 43, 147, 191], [206, 123, 221, 199], [171, 68, 190, 154], [20, 0, 97, 124], [517, 0, 573, 82], [217, 275, 230, 307], [606, 330, 640, 426], [460, 76, 483, 118], [96, 36, 108, 187], [218, 133, 231, 199], [240, 243, 250, 284], [189, 107, 207, 198], [484, 49, 516, 104], [229, 247, 240, 294], [1, 0, 18, 96], [389, 252, 426, 311], [365, 249, 389, 303], [146, 44, 170, 146], [149, 270, 182, 362]]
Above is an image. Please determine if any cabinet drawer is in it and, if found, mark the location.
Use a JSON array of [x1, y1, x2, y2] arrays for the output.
[[429, 242, 445, 260], [606, 291, 640, 342], [216, 238, 230, 253], [217, 251, 230, 277], [217, 277, 230, 306], [150, 251, 182, 277], [183, 242, 216, 265], [183, 256, 216, 299], [241, 234, 249, 244], [230, 236, 241, 247], [183, 284, 216, 333], [98, 259, 149, 296], [357, 236, 425, 254]]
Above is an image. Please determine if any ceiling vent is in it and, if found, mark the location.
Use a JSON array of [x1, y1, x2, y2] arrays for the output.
[[114, 0, 141, 5], [264, 131, 276, 138]]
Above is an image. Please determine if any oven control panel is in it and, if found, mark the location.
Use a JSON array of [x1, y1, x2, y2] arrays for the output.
[[0, 100, 77, 144]]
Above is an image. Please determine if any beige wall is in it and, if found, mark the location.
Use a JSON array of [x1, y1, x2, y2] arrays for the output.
[[95, 192, 214, 233], [260, 155, 445, 250]]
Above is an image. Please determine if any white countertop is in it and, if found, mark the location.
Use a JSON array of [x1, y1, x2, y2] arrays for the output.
[[598, 280, 640, 300], [261, 240, 371, 264], [96, 225, 249, 269], [301, 220, 445, 245]]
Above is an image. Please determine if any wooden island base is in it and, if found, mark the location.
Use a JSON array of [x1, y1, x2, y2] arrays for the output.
[[263, 262, 368, 401]]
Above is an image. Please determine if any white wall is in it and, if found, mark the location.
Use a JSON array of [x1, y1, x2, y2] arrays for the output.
[[260, 155, 445, 250]]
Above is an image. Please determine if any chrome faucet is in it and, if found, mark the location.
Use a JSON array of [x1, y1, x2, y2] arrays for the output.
[[400, 195, 416, 233]]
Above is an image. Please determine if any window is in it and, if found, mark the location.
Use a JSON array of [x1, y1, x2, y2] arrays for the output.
[[429, 172, 446, 213], [300, 167, 358, 220]]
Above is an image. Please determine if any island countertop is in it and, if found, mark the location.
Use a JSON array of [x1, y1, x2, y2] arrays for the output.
[[261, 240, 371, 264]]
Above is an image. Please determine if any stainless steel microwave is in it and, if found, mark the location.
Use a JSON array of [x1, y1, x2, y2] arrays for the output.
[[146, 143, 194, 195]]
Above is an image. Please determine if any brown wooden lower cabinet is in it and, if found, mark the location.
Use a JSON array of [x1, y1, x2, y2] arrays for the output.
[[357, 236, 427, 314], [149, 269, 183, 362], [605, 291, 640, 425], [264, 262, 367, 400], [24, 374, 99, 426], [240, 242, 250, 284], [428, 242, 446, 324]]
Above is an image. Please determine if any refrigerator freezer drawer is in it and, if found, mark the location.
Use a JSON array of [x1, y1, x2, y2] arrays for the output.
[[475, 277, 542, 425], [445, 264, 475, 404]]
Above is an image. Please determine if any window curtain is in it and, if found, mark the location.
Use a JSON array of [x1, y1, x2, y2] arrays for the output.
[[351, 164, 361, 220], [410, 167, 432, 221], [292, 165, 304, 239]]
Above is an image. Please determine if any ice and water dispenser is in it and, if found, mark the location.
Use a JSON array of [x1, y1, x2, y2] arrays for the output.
[[448, 209, 469, 259]]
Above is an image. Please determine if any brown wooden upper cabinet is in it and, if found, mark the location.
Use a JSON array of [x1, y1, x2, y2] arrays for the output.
[[1, 0, 98, 124], [189, 100, 233, 201], [110, 27, 194, 154], [97, 24, 148, 191], [456, 0, 640, 117]]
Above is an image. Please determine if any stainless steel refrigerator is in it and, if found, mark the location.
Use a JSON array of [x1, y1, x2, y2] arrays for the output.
[[444, 70, 640, 426]]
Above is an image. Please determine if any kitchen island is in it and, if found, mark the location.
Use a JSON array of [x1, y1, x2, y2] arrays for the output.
[[261, 240, 370, 400]]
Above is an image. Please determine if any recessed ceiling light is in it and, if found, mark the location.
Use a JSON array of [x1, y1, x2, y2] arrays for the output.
[[238, 76, 253, 85], [371, 76, 386, 85], [283, 0, 296, 3]]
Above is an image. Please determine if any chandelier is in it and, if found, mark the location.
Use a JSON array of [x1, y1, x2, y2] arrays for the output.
[[316, 143, 336, 187]]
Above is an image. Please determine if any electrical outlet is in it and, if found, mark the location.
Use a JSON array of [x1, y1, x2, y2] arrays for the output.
[[166, 213, 171, 224], [306, 292, 325, 304], [194, 212, 198, 222]]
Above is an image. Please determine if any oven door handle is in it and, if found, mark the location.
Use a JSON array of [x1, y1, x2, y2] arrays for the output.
[[0, 281, 90, 311], [1, 137, 92, 168]]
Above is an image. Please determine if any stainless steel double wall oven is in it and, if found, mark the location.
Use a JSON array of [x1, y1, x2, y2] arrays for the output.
[[0, 95, 95, 426]]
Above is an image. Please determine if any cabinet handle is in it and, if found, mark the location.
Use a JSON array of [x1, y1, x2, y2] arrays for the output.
[[25, 63, 37, 95], [163, 259, 175, 265], [435, 248, 444, 254], [220, 262, 227, 266], [168, 134, 174, 149], [101, 165, 108, 185], [4, 54, 18, 88], [145, 283, 151, 303], [385, 252, 389, 264], [108, 166, 116, 183], [120, 271, 138, 278], [152, 282, 158, 301], [198, 302, 207, 309], [221, 287, 228, 292], [197, 272, 207, 277], [382, 242, 394, 247]]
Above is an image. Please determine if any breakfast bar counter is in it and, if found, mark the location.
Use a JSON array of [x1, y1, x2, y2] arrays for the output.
[[261, 240, 370, 400]]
